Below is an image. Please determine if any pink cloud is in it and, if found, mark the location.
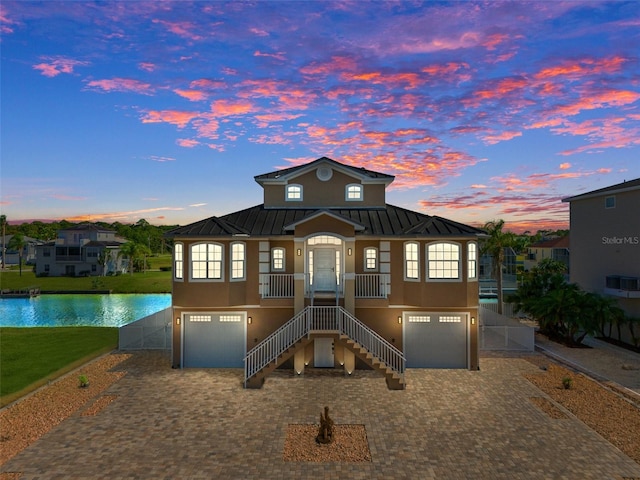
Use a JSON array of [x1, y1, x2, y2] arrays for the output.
[[151, 19, 204, 41], [33, 56, 89, 77], [86, 78, 154, 95], [138, 62, 156, 72], [141, 110, 199, 128], [482, 130, 522, 145], [559, 163, 571, 170], [177, 138, 200, 148], [174, 89, 207, 101], [254, 50, 286, 62], [210, 99, 255, 116]]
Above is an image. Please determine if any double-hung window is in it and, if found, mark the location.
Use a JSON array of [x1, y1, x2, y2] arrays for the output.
[[286, 184, 302, 201], [174, 243, 184, 280], [346, 184, 363, 201], [364, 247, 377, 271], [467, 242, 477, 280], [271, 247, 285, 271], [427, 242, 460, 280], [191, 243, 223, 280], [404, 242, 419, 280], [231, 242, 246, 280]]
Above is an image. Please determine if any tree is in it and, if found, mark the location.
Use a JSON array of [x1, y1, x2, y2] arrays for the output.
[[119, 241, 151, 274], [0, 215, 6, 270], [480, 219, 517, 314], [97, 249, 113, 276], [7, 233, 27, 276]]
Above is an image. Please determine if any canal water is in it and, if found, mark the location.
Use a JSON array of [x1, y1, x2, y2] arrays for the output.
[[0, 294, 171, 327]]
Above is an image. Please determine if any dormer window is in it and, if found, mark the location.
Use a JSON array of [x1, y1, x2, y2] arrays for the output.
[[346, 184, 363, 201], [286, 184, 303, 201]]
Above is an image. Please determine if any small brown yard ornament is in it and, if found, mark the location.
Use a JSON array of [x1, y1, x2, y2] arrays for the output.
[[316, 406, 334, 444]]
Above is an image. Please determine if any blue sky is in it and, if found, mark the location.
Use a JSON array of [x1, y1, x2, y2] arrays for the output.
[[1, 1, 639, 232]]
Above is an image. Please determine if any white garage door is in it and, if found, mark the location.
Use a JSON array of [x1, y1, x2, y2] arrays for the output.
[[404, 313, 468, 368], [183, 313, 245, 368]]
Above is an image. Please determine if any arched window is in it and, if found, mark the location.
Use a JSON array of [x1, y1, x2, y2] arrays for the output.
[[468, 242, 477, 280], [427, 242, 460, 280], [231, 242, 246, 280], [364, 247, 378, 271], [346, 184, 363, 201], [191, 242, 223, 280], [271, 247, 285, 271], [174, 242, 183, 280], [404, 242, 419, 280], [286, 184, 303, 201]]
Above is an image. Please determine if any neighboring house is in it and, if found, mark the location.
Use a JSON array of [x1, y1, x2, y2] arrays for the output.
[[524, 236, 570, 273], [167, 157, 485, 389], [562, 178, 640, 343], [35, 224, 127, 277], [0, 235, 42, 266]]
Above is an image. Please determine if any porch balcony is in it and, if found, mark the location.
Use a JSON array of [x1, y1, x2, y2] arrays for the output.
[[605, 275, 640, 299], [259, 273, 390, 299]]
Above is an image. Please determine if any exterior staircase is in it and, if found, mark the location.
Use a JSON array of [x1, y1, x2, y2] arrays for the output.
[[244, 306, 405, 390]]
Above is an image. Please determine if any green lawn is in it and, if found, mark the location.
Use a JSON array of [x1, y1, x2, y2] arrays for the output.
[[0, 327, 119, 406], [0, 269, 171, 293]]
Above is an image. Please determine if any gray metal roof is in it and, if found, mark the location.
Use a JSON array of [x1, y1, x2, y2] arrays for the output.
[[166, 204, 485, 238]]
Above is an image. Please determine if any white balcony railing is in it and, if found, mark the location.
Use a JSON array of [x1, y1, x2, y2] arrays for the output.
[[355, 273, 389, 298], [260, 274, 294, 298]]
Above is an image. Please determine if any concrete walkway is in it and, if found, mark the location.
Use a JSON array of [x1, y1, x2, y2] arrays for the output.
[[2, 350, 639, 479], [535, 334, 640, 396]]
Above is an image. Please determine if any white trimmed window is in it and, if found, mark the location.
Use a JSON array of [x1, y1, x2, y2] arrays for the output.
[[231, 242, 246, 280], [174, 243, 184, 280], [427, 242, 460, 280], [346, 184, 363, 201], [404, 242, 419, 280], [272, 247, 285, 271], [191, 243, 223, 280], [286, 184, 303, 201], [468, 242, 477, 280], [364, 247, 378, 271]]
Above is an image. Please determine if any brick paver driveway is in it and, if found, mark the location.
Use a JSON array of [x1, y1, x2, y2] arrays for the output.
[[2, 351, 639, 479]]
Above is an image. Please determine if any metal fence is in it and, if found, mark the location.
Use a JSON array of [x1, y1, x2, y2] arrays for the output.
[[119, 307, 172, 351], [479, 303, 534, 351]]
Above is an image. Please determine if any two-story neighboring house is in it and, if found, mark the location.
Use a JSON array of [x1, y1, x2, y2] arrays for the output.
[[167, 157, 485, 389], [562, 178, 640, 344], [524, 236, 570, 274], [35, 224, 126, 277]]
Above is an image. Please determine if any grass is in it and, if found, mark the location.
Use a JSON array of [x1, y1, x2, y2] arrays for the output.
[[0, 269, 171, 293], [0, 327, 119, 406]]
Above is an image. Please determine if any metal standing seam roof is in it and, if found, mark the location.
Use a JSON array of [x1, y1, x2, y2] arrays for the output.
[[254, 156, 395, 182], [166, 203, 486, 238]]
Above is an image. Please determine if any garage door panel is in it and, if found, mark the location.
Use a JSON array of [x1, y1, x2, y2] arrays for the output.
[[405, 313, 467, 368], [184, 313, 245, 368]]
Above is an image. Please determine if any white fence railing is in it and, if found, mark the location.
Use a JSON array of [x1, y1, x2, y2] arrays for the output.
[[119, 307, 172, 350], [259, 274, 294, 298], [479, 304, 534, 351], [244, 306, 404, 386], [355, 273, 389, 298]]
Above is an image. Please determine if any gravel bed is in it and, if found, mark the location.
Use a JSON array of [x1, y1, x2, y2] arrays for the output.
[[524, 361, 640, 465], [283, 424, 371, 462], [0, 353, 130, 467]]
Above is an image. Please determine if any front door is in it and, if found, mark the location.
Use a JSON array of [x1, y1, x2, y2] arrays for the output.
[[314, 249, 336, 292], [314, 338, 334, 367]]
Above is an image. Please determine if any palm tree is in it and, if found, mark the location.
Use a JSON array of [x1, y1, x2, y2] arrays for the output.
[[7, 233, 27, 276], [0, 214, 6, 270], [480, 220, 517, 314]]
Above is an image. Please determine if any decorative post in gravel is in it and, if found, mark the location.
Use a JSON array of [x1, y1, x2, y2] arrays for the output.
[[316, 406, 334, 444]]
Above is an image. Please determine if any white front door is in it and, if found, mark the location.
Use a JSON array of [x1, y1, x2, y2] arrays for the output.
[[314, 248, 336, 291], [314, 338, 334, 367]]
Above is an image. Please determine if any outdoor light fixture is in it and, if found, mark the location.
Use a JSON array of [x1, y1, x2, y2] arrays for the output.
[[297, 248, 302, 256], [248, 316, 252, 324], [398, 316, 402, 324], [471, 316, 476, 325], [347, 248, 352, 256], [176, 317, 180, 325]]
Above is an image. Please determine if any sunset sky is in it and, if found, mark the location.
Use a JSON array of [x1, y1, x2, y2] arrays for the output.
[[1, 1, 639, 233]]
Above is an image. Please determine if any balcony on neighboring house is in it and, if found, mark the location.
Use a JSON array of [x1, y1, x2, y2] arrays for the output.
[[605, 275, 640, 298]]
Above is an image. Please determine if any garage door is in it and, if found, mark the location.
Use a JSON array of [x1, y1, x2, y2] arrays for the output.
[[404, 313, 467, 368], [183, 313, 245, 368]]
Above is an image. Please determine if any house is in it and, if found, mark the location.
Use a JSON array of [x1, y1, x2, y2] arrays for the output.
[[0, 234, 42, 266], [524, 236, 570, 273], [562, 178, 640, 344], [166, 157, 486, 389], [35, 224, 127, 277]]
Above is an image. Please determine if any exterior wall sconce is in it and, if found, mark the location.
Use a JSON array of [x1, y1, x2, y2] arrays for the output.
[[347, 248, 352, 256], [176, 317, 180, 325], [248, 316, 252, 325], [297, 248, 302, 256], [471, 316, 476, 325], [398, 316, 402, 324]]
